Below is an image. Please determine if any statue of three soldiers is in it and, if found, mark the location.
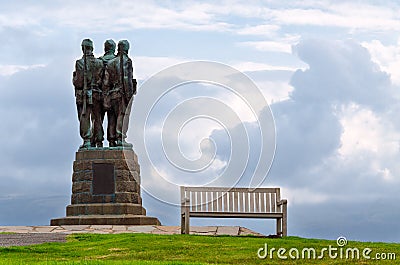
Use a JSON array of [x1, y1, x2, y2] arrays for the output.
[[72, 39, 136, 149]]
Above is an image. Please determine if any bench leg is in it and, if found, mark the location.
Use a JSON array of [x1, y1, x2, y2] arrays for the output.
[[276, 218, 282, 236], [184, 212, 190, 234], [282, 205, 287, 237], [181, 213, 185, 234]]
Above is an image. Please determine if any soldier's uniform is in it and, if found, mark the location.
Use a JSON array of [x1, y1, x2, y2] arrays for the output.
[[98, 40, 117, 147], [72, 39, 103, 149], [105, 40, 136, 147]]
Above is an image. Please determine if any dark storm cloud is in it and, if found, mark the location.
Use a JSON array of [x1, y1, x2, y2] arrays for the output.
[[209, 39, 400, 241], [291, 39, 394, 111], [0, 54, 79, 224]]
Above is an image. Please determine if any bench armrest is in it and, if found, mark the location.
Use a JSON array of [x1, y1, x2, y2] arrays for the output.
[[277, 199, 287, 206], [181, 197, 190, 204]]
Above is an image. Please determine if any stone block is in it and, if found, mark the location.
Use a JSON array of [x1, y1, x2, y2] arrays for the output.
[[73, 161, 92, 171], [103, 195, 115, 203], [103, 150, 119, 159], [115, 192, 141, 203], [115, 170, 132, 181], [91, 195, 103, 203], [127, 225, 155, 233], [72, 193, 92, 204], [132, 171, 140, 183], [76, 150, 104, 160], [52, 213, 160, 226], [122, 150, 136, 162], [116, 181, 137, 193], [72, 171, 92, 182], [88, 195, 115, 203], [71, 194, 77, 204], [216, 226, 240, 236], [135, 183, 141, 195], [113, 160, 130, 171], [115, 192, 132, 203], [72, 182, 92, 193]]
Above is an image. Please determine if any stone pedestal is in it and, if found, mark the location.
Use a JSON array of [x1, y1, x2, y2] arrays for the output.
[[51, 149, 161, 226]]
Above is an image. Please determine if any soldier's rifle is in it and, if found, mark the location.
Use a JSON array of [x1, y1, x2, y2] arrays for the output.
[[82, 47, 88, 115], [120, 51, 127, 109]]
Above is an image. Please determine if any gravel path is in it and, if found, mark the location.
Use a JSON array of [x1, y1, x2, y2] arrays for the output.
[[0, 233, 67, 247], [0, 225, 264, 247]]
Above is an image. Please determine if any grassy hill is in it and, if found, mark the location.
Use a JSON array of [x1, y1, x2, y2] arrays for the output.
[[0, 233, 399, 264]]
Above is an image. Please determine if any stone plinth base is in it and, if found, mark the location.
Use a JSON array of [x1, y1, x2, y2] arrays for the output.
[[51, 149, 160, 226], [50, 215, 161, 226]]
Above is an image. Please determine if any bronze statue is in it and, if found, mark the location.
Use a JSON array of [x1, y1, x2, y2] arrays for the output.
[[105, 40, 136, 148], [72, 39, 104, 149], [73, 39, 136, 149], [98, 39, 117, 147]]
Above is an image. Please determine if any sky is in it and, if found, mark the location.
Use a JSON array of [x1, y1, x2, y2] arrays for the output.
[[1, 0, 400, 242]]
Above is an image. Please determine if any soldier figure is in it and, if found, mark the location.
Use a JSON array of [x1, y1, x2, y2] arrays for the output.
[[99, 39, 117, 147], [106, 40, 137, 147], [72, 39, 103, 149]]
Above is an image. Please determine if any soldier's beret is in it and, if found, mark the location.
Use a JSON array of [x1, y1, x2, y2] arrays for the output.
[[81, 39, 94, 48]]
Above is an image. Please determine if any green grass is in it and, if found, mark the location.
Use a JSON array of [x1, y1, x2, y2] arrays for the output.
[[0, 233, 399, 264]]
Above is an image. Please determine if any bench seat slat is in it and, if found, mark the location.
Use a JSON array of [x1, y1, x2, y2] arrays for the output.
[[218, 192, 222, 211], [250, 192, 255, 213], [271, 193, 276, 212], [223, 192, 228, 211], [234, 192, 238, 212], [266, 193, 271, 212], [212, 192, 217, 212], [191, 192, 196, 211], [239, 192, 244, 212], [261, 192, 265, 212], [184, 187, 279, 193], [190, 212, 283, 218], [244, 192, 249, 212], [229, 192, 233, 212], [196, 192, 201, 211], [255, 192, 260, 212], [201, 191, 206, 211]]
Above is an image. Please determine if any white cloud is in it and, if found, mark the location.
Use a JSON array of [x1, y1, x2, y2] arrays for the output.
[[362, 39, 400, 86], [239, 36, 299, 53], [268, 3, 400, 31], [337, 103, 400, 183], [237, 24, 280, 36], [0, 64, 45, 76], [0, 1, 234, 33], [135, 56, 186, 80], [256, 80, 293, 104], [232, 61, 300, 72], [338, 103, 399, 157]]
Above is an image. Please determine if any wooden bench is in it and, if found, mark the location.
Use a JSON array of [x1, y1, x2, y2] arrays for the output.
[[180, 187, 287, 236]]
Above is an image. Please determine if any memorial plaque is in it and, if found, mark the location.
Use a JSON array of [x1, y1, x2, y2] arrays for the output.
[[92, 163, 115, 195]]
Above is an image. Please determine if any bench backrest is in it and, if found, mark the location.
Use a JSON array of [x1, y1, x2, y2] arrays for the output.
[[181, 187, 282, 213]]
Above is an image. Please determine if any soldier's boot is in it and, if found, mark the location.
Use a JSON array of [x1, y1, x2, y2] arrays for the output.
[[117, 139, 133, 148], [96, 142, 103, 148], [109, 141, 117, 147], [123, 141, 133, 148], [79, 140, 91, 150]]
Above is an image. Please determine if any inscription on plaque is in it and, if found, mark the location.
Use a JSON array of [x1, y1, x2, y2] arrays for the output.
[[92, 163, 115, 195]]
